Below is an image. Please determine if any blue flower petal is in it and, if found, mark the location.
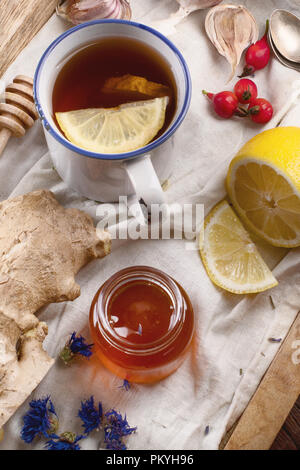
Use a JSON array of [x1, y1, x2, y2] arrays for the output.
[[45, 439, 81, 450], [68, 332, 93, 358], [21, 396, 57, 444], [119, 380, 130, 391], [45, 433, 85, 451], [78, 396, 103, 435], [104, 409, 136, 450]]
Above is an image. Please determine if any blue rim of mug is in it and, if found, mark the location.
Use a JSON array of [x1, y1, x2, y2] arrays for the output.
[[33, 19, 192, 161]]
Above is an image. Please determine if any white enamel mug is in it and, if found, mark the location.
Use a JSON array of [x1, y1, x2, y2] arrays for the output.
[[34, 20, 191, 213]]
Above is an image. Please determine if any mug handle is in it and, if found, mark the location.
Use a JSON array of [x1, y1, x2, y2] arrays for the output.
[[123, 154, 166, 225]]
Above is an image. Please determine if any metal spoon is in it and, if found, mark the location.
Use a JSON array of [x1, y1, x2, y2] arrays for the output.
[[270, 9, 300, 63], [268, 29, 300, 71]]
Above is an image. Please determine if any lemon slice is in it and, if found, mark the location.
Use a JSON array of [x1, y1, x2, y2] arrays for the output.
[[199, 200, 278, 294], [102, 74, 171, 99], [55, 97, 169, 154], [227, 127, 300, 248]]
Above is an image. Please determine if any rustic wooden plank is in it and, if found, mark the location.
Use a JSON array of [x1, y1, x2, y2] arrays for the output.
[[270, 428, 298, 450], [0, 0, 57, 77], [225, 312, 300, 450], [271, 396, 300, 450]]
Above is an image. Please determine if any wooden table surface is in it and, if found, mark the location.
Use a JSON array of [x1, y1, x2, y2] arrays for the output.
[[0, 0, 57, 76], [271, 396, 300, 450], [224, 313, 300, 450]]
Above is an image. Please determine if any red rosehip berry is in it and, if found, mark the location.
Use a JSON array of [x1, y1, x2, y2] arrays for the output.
[[234, 79, 258, 105], [202, 90, 238, 119], [248, 98, 273, 124]]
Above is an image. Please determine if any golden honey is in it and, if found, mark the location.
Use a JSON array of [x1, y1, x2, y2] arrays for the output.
[[89, 266, 194, 384]]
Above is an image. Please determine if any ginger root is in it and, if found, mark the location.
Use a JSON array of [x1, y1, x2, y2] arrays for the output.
[[0, 190, 110, 428]]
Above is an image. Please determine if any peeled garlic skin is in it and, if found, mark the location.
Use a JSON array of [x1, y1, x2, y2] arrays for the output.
[[58, 0, 132, 24], [205, 4, 259, 82], [151, 0, 223, 37], [176, 0, 223, 12]]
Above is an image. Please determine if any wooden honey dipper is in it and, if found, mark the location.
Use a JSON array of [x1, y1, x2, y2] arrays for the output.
[[0, 75, 38, 156]]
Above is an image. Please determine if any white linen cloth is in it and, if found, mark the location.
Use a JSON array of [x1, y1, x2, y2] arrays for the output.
[[0, 0, 300, 450]]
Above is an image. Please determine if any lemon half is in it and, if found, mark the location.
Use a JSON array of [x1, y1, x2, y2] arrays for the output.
[[199, 200, 278, 294], [56, 97, 169, 154], [227, 127, 300, 248]]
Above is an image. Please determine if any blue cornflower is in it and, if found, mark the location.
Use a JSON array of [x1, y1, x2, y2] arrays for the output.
[[104, 409, 137, 450], [78, 396, 103, 435], [68, 332, 93, 357], [45, 432, 84, 451], [105, 440, 127, 450], [60, 332, 93, 364], [21, 396, 58, 444], [119, 379, 130, 391]]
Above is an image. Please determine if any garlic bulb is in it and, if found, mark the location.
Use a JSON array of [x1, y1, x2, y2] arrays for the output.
[[56, 0, 132, 25], [150, 0, 223, 37], [205, 4, 258, 81]]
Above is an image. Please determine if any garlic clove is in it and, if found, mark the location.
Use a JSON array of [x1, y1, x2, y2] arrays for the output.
[[56, 0, 132, 25], [205, 4, 259, 82]]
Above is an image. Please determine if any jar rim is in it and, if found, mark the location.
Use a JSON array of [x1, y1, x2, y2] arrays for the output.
[[90, 266, 187, 356]]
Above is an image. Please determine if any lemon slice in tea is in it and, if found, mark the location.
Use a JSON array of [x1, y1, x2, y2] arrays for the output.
[[199, 200, 278, 294], [55, 97, 169, 154], [102, 74, 171, 99]]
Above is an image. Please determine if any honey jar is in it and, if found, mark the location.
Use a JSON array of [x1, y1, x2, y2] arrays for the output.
[[89, 266, 194, 383]]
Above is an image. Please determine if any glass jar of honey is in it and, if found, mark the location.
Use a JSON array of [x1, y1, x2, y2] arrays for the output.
[[89, 266, 194, 384]]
